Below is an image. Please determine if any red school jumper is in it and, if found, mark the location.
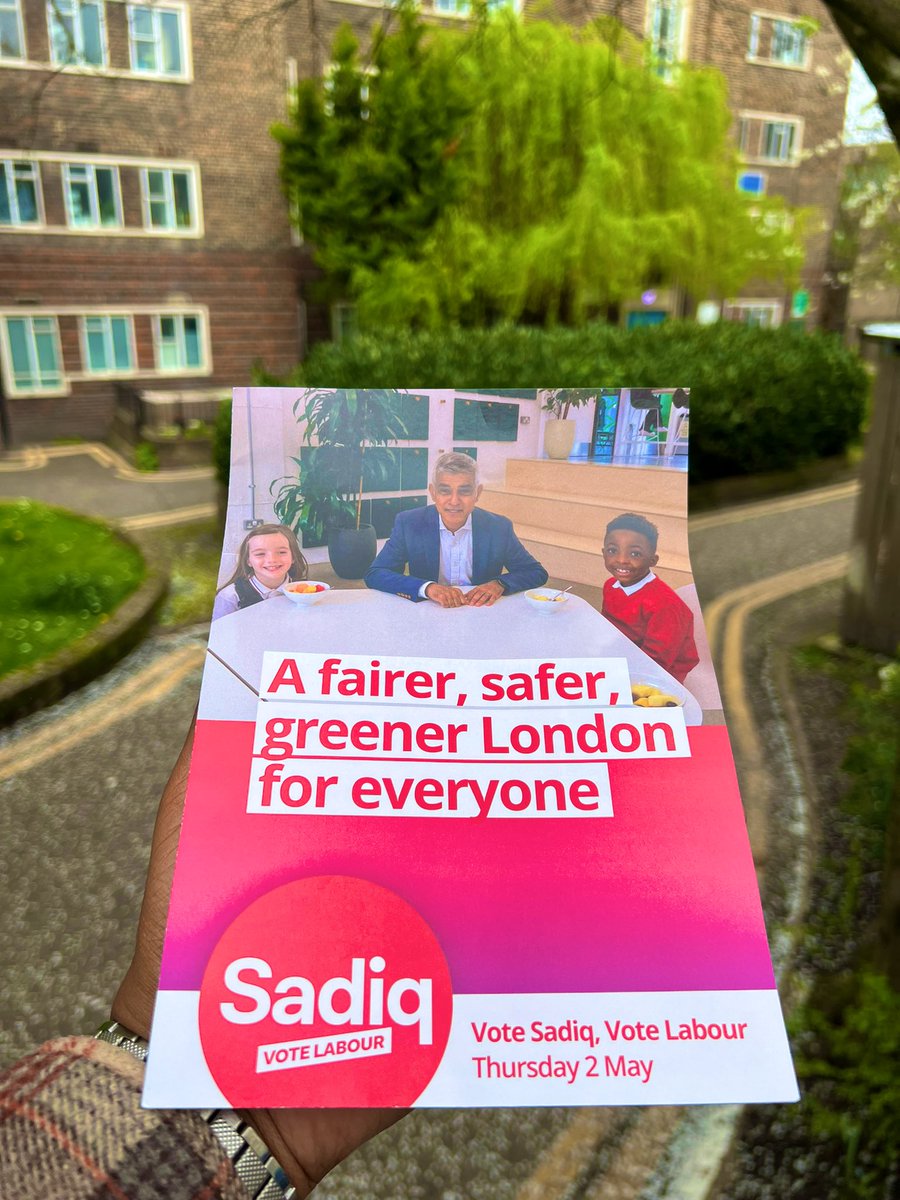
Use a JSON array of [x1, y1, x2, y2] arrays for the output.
[[602, 575, 700, 683]]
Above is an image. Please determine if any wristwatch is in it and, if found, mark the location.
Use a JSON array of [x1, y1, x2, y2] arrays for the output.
[[95, 1020, 296, 1200]]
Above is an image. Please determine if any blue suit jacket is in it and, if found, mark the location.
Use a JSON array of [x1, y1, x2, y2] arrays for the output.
[[365, 505, 548, 602]]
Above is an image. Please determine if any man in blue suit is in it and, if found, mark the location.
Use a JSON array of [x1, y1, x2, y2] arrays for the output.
[[365, 451, 548, 608]]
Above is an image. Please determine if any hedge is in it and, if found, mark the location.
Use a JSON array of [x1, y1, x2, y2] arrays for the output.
[[280, 322, 869, 483]]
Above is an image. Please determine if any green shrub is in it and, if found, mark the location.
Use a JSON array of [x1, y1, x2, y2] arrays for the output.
[[212, 398, 232, 488], [134, 441, 160, 472], [798, 971, 900, 1196], [0, 500, 145, 678], [788, 648, 900, 1198], [293, 323, 868, 483]]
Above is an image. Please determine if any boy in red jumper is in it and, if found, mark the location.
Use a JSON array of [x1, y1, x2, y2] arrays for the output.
[[601, 512, 699, 683]]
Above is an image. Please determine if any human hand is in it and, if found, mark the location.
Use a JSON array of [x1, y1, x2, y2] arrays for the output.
[[425, 583, 467, 608], [463, 581, 504, 607], [112, 720, 404, 1198]]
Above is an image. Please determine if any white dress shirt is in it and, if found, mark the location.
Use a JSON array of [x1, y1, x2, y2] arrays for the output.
[[418, 513, 474, 598]]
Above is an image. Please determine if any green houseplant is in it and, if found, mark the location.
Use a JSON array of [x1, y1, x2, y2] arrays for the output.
[[541, 388, 599, 460], [271, 389, 409, 579]]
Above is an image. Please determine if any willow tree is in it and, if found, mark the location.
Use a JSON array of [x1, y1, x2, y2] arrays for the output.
[[277, 6, 807, 327]]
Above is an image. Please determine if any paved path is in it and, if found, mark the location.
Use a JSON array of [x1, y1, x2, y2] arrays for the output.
[[0, 449, 860, 1199], [0, 442, 216, 521]]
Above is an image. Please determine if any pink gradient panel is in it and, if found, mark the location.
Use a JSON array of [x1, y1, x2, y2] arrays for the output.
[[159, 721, 774, 994]]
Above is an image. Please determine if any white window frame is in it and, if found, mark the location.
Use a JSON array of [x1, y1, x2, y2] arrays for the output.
[[0, 158, 43, 226], [724, 299, 783, 328], [428, 0, 518, 14], [737, 111, 802, 166], [646, 0, 688, 80], [0, 0, 25, 61], [0, 150, 202, 237], [322, 60, 373, 119], [331, 302, 359, 343], [47, 0, 107, 67], [140, 165, 197, 233], [152, 311, 209, 373], [63, 162, 122, 229], [127, 2, 189, 79], [747, 11, 811, 69], [80, 314, 136, 376], [0, 305, 212, 393], [0, 314, 65, 395]]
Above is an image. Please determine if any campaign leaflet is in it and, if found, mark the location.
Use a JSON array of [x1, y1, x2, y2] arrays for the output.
[[144, 387, 798, 1109]]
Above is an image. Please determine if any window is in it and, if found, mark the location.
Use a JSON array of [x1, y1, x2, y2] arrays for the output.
[[453, 398, 519, 442], [48, 0, 105, 66], [127, 3, 186, 76], [737, 170, 767, 195], [2, 316, 63, 393], [432, 0, 513, 13], [738, 113, 800, 164], [63, 163, 121, 228], [82, 315, 133, 373], [0, 160, 41, 226], [762, 120, 795, 160], [771, 19, 806, 63], [331, 302, 358, 342], [648, 0, 685, 79], [154, 313, 204, 370], [724, 300, 782, 327], [748, 13, 809, 67], [0, 0, 24, 59], [140, 167, 195, 231], [322, 63, 371, 119]]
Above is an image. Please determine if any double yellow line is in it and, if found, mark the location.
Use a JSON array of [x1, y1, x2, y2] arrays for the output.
[[0, 643, 203, 784], [0, 441, 214, 483], [514, 480, 857, 1200]]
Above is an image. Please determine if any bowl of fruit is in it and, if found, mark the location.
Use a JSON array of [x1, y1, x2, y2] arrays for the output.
[[524, 587, 570, 613], [282, 580, 331, 607], [629, 676, 687, 708]]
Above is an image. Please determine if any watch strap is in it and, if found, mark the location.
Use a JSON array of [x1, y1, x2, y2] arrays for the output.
[[95, 1018, 149, 1062]]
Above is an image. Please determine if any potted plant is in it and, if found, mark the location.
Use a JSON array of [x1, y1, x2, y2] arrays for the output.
[[272, 389, 409, 579], [541, 388, 599, 460]]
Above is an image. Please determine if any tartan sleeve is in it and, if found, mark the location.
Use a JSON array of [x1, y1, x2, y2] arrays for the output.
[[0, 1037, 250, 1200]]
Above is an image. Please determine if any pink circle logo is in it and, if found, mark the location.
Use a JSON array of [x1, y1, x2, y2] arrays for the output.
[[199, 876, 453, 1107]]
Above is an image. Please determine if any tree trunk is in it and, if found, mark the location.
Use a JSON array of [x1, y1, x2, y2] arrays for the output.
[[821, 0, 900, 143]]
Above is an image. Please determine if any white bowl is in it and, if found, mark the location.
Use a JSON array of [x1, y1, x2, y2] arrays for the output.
[[525, 587, 570, 613], [282, 580, 331, 606]]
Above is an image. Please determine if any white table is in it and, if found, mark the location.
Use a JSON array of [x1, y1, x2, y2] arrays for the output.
[[200, 589, 702, 723]]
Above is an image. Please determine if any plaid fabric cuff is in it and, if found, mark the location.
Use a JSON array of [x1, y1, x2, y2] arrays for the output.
[[0, 1037, 250, 1200]]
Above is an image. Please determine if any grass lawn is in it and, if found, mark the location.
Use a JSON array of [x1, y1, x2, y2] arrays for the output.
[[0, 499, 145, 678], [135, 518, 222, 627]]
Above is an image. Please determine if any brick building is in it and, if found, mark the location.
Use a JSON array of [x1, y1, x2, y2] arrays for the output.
[[690, 0, 850, 330], [0, 0, 851, 444], [0, 0, 305, 444], [570, 0, 851, 329]]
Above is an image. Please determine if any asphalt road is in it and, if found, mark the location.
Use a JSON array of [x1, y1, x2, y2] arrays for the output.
[[0, 458, 859, 1200]]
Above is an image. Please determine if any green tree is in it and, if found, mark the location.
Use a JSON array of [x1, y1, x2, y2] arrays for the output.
[[277, 6, 807, 328], [831, 142, 900, 290], [272, 1, 470, 300]]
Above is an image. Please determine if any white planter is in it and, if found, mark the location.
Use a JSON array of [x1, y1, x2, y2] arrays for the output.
[[543, 418, 576, 460]]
